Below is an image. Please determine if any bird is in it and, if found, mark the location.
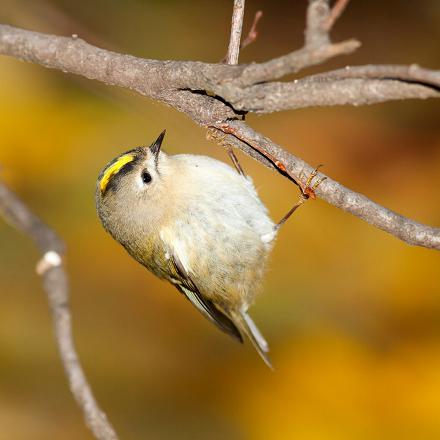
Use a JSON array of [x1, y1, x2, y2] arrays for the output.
[[95, 130, 322, 368]]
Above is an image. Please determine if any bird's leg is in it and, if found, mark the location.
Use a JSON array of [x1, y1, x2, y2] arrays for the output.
[[276, 166, 326, 229], [227, 148, 246, 176], [206, 127, 246, 176]]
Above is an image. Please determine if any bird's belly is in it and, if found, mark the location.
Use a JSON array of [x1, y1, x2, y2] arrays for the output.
[[174, 220, 271, 309]]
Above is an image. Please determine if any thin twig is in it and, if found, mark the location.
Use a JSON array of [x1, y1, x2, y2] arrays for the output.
[[224, 0, 246, 171], [323, 0, 351, 31], [225, 0, 245, 64], [0, 181, 119, 440], [241, 10, 263, 50]]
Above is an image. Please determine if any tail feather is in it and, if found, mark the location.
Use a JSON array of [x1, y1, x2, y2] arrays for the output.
[[233, 311, 273, 370], [243, 312, 269, 353]]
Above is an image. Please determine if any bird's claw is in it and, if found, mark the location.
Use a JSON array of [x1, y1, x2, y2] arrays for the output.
[[298, 165, 326, 200]]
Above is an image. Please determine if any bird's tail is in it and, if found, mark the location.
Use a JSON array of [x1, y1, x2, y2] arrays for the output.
[[233, 311, 273, 370]]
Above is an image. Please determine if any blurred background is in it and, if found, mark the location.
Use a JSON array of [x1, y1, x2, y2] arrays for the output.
[[0, 0, 440, 439]]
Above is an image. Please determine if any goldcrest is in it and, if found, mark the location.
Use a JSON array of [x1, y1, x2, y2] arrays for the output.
[[95, 131, 277, 367]]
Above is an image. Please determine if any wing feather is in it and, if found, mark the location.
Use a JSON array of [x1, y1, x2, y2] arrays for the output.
[[163, 236, 243, 343]]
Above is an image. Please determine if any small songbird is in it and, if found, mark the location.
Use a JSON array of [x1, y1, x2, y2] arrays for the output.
[[95, 131, 321, 367]]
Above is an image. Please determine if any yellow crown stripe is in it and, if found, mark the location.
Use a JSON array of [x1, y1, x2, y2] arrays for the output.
[[100, 154, 135, 194]]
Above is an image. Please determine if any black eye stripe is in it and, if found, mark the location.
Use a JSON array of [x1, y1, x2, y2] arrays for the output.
[[101, 161, 136, 195], [116, 161, 135, 178]]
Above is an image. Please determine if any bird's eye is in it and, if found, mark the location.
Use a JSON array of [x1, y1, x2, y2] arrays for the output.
[[141, 170, 152, 184]]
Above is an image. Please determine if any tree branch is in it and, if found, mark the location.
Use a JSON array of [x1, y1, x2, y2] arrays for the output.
[[310, 64, 440, 88], [210, 121, 440, 250], [323, 0, 351, 32], [305, 0, 331, 48], [225, 0, 245, 64], [0, 24, 359, 119], [231, 38, 360, 87], [0, 1, 439, 255], [241, 10, 263, 50], [227, 77, 439, 113], [0, 181, 119, 440]]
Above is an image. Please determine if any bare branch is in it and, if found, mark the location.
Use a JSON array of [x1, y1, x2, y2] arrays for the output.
[[223, 0, 247, 171], [323, 0, 351, 32], [305, 0, 331, 48], [227, 78, 439, 113], [0, 181, 119, 440], [0, 24, 360, 105], [241, 10, 263, 50], [233, 38, 360, 87], [210, 121, 440, 250], [310, 64, 440, 88], [0, 7, 439, 254], [225, 64, 439, 113], [225, 0, 246, 64]]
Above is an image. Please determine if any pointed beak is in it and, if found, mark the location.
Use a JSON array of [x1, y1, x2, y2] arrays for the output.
[[149, 129, 166, 156]]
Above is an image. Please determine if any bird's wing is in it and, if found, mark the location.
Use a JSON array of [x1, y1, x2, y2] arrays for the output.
[[160, 232, 243, 343]]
